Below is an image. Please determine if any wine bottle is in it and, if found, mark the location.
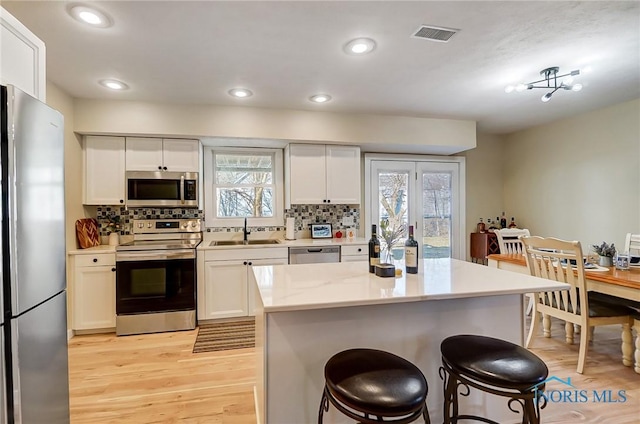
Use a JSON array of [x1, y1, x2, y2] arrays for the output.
[[476, 218, 485, 233], [405, 225, 419, 274], [368, 224, 380, 273], [508, 217, 517, 228], [500, 212, 507, 229]]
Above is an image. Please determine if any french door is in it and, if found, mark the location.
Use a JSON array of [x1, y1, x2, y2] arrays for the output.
[[366, 156, 465, 260]]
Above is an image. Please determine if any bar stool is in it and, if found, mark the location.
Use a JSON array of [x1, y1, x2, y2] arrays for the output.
[[440, 335, 548, 424], [319, 348, 430, 424]]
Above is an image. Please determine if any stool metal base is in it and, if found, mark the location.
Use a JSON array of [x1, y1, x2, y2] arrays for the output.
[[439, 360, 546, 424], [319, 386, 430, 424]]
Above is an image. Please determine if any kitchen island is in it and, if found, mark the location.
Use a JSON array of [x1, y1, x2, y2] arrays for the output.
[[252, 259, 567, 424]]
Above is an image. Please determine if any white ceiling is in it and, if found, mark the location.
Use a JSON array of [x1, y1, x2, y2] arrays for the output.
[[4, 1, 640, 135]]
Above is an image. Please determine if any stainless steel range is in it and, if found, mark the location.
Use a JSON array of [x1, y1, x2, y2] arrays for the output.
[[115, 218, 201, 336]]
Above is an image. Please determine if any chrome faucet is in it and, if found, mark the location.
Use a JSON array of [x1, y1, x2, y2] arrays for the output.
[[243, 217, 251, 242]]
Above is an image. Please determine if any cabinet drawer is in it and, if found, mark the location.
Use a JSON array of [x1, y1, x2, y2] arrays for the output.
[[75, 254, 116, 267], [341, 245, 367, 256]]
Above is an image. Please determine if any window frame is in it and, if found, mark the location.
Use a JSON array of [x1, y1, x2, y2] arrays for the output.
[[203, 146, 283, 228]]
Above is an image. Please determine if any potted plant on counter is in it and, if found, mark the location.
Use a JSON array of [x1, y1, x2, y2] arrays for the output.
[[105, 215, 122, 246], [591, 241, 616, 267]]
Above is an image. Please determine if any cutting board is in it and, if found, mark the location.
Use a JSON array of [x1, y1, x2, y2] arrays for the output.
[[75, 218, 100, 249]]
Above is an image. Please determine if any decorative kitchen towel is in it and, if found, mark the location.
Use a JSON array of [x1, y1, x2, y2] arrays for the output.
[[75, 218, 100, 249]]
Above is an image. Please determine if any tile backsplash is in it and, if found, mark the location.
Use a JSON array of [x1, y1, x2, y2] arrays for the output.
[[96, 207, 202, 236], [95, 204, 359, 236]]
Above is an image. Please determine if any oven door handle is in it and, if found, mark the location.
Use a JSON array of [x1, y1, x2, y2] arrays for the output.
[[117, 249, 195, 262], [180, 175, 185, 205]]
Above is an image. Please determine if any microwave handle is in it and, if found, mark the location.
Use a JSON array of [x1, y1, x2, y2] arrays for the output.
[[180, 175, 185, 205]]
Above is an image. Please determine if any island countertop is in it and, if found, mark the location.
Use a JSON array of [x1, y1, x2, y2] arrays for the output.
[[252, 258, 568, 313]]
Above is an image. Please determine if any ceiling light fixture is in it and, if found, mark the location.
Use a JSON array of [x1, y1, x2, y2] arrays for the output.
[[228, 88, 253, 98], [505, 67, 583, 102], [99, 79, 128, 90], [309, 94, 332, 103], [68, 4, 113, 28], [343, 38, 376, 55]]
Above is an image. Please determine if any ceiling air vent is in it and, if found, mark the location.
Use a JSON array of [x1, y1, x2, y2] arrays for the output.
[[412, 25, 458, 42]]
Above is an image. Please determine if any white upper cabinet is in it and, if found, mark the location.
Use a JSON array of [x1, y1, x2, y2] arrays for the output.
[[287, 144, 361, 206], [83, 136, 126, 205], [126, 137, 199, 172], [0, 7, 46, 101]]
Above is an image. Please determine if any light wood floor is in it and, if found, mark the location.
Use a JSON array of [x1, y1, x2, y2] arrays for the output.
[[68, 319, 639, 424]]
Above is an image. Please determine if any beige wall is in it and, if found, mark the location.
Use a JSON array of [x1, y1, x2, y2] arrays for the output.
[[46, 81, 86, 253], [462, 133, 505, 260], [73, 99, 476, 154], [503, 98, 640, 251]]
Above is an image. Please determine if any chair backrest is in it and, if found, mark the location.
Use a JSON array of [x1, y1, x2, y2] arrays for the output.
[[624, 233, 640, 255], [495, 228, 530, 254], [521, 236, 587, 326]]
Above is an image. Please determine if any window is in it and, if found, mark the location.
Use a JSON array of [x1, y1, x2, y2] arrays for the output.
[[204, 147, 283, 227]]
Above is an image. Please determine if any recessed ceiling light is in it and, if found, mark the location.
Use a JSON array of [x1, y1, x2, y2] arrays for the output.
[[99, 79, 128, 90], [228, 88, 253, 98], [68, 4, 113, 28], [343, 38, 376, 55], [309, 94, 332, 103]]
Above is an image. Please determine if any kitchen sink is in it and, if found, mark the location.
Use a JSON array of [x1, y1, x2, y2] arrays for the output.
[[210, 239, 281, 246]]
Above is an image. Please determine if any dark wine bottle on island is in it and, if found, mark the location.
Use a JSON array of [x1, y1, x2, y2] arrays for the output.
[[368, 224, 380, 273], [500, 212, 507, 229], [405, 225, 419, 274]]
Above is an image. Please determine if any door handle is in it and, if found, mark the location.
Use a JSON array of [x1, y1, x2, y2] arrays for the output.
[[180, 175, 185, 204]]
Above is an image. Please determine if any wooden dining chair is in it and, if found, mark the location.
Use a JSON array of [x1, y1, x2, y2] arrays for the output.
[[624, 233, 640, 255], [521, 236, 633, 374], [495, 228, 530, 254]]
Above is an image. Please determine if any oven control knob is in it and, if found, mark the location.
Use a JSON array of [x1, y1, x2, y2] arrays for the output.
[[147, 223, 152, 228], [190, 222, 197, 228], [138, 223, 144, 228], [182, 223, 188, 229]]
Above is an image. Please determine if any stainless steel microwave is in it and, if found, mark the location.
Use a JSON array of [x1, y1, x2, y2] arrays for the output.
[[126, 171, 198, 208]]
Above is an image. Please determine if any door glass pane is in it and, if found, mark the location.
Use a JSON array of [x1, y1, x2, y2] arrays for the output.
[[422, 172, 452, 258], [378, 171, 409, 260]]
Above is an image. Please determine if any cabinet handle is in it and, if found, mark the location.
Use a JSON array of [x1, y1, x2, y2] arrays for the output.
[[323, 199, 327, 203], [248, 261, 253, 266], [243, 261, 248, 265], [327, 199, 331, 203], [158, 166, 162, 170], [93, 258, 98, 263], [163, 166, 168, 171], [111, 267, 116, 272], [357, 248, 362, 252], [119, 199, 124, 204]]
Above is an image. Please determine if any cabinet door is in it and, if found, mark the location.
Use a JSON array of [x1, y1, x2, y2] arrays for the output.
[[326, 145, 361, 204], [289, 144, 327, 204], [162, 139, 200, 172], [84, 136, 126, 205], [247, 258, 288, 316], [125, 137, 164, 171], [203, 260, 248, 319], [0, 8, 46, 101], [73, 265, 116, 330]]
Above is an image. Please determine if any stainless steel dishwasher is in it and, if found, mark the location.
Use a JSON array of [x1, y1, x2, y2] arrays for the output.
[[289, 246, 341, 264]]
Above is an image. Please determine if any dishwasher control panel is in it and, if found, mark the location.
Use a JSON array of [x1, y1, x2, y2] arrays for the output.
[[288, 246, 341, 264]]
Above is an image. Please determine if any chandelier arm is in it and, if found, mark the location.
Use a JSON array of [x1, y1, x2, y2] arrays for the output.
[[523, 70, 580, 89]]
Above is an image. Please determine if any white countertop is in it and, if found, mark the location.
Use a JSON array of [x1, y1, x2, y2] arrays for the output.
[[68, 245, 116, 255], [252, 259, 568, 313]]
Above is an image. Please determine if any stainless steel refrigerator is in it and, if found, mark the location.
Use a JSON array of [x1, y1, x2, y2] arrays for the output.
[[1, 85, 70, 423]]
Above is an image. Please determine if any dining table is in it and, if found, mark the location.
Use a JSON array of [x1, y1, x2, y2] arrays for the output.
[[487, 253, 640, 374]]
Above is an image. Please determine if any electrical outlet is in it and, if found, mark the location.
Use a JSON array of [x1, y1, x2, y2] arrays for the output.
[[342, 216, 354, 226], [301, 219, 310, 228]]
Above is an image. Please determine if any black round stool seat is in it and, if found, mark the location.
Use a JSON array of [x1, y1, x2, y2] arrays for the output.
[[441, 335, 548, 390], [440, 335, 549, 424], [319, 348, 430, 423]]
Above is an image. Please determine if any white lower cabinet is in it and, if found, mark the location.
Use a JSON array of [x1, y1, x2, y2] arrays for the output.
[[198, 247, 288, 320], [70, 253, 116, 331], [340, 244, 368, 262]]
